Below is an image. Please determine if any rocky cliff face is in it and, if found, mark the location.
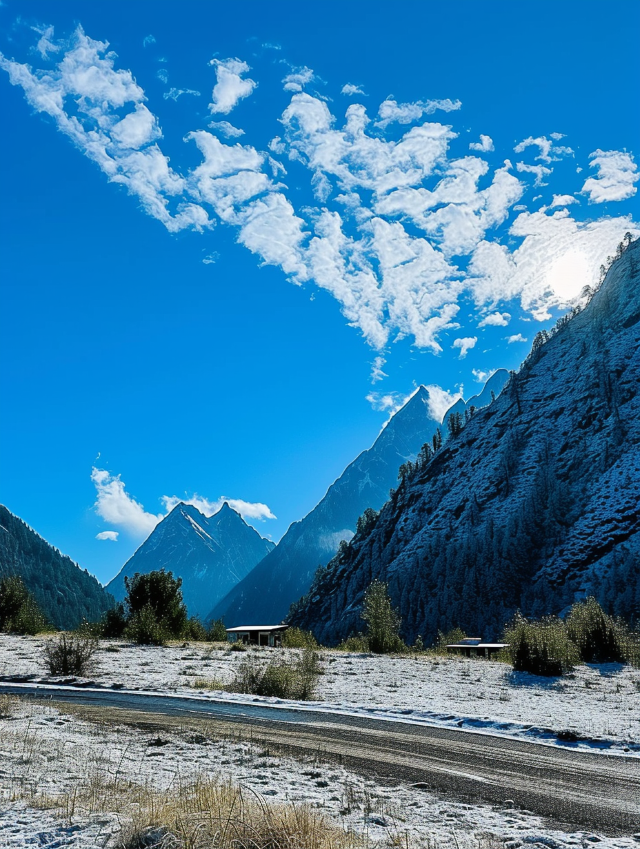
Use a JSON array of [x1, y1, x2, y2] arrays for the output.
[[0, 505, 113, 630], [106, 502, 274, 619], [209, 370, 508, 627], [290, 239, 640, 644]]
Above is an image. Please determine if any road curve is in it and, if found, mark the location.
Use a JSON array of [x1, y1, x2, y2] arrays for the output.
[[2, 682, 639, 834]]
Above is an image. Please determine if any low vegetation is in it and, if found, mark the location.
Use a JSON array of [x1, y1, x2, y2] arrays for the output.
[[90, 572, 232, 646], [44, 633, 99, 676], [503, 598, 640, 676], [504, 614, 579, 676], [0, 575, 50, 636], [233, 648, 323, 700], [282, 626, 318, 649], [336, 634, 370, 652]]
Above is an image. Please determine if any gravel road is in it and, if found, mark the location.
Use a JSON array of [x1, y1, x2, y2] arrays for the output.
[[2, 682, 638, 834]]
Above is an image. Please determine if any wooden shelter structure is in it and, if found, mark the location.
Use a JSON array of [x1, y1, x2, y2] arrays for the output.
[[225, 624, 289, 647], [446, 637, 509, 658]]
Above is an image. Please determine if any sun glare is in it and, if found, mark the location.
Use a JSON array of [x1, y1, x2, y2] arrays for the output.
[[547, 250, 591, 301]]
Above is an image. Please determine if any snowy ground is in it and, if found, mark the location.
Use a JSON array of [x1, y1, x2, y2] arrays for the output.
[[2, 695, 640, 849], [1, 635, 639, 753]]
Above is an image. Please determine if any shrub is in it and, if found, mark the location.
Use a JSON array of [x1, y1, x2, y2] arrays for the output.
[[504, 613, 579, 676], [184, 617, 208, 641], [44, 633, 99, 676], [232, 649, 322, 700], [230, 641, 247, 652], [100, 603, 127, 639], [436, 627, 466, 649], [124, 570, 187, 640], [282, 627, 318, 649], [125, 604, 170, 646], [336, 634, 370, 652], [566, 597, 627, 663], [0, 575, 49, 635], [361, 580, 406, 653], [207, 618, 228, 642]]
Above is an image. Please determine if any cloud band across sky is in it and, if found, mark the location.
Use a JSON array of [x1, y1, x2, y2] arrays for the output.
[[1, 25, 638, 361], [91, 467, 276, 540]]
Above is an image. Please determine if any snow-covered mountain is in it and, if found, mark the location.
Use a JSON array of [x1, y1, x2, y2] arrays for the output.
[[208, 369, 508, 627], [290, 238, 640, 644], [106, 502, 275, 619]]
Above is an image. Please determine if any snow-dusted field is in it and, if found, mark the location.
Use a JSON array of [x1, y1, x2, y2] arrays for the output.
[[1, 635, 639, 751], [2, 694, 639, 849]]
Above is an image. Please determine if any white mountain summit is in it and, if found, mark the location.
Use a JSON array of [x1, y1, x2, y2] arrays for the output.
[[106, 502, 275, 619]]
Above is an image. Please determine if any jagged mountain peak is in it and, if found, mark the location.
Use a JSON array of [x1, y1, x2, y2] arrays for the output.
[[106, 498, 274, 619], [209, 369, 508, 627]]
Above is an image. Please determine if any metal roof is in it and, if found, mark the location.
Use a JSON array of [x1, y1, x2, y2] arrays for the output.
[[225, 625, 289, 632]]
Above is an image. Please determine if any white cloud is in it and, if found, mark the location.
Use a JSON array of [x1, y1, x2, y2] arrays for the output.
[[0, 28, 210, 234], [516, 162, 552, 186], [472, 367, 496, 383], [366, 391, 406, 412], [507, 333, 527, 343], [582, 149, 639, 203], [478, 311, 510, 327], [163, 87, 200, 101], [469, 134, 494, 152], [209, 57, 256, 114], [5, 27, 638, 359], [452, 336, 477, 358], [370, 355, 387, 383], [208, 120, 245, 138], [282, 66, 316, 92], [92, 467, 276, 539], [161, 494, 276, 521], [375, 97, 461, 128], [424, 384, 463, 422], [342, 83, 365, 96], [156, 68, 168, 84], [468, 210, 639, 319], [33, 25, 59, 58], [91, 467, 162, 537], [514, 136, 573, 164], [143, 35, 156, 48], [550, 193, 578, 208]]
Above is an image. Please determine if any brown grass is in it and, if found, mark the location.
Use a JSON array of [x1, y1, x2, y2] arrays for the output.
[[94, 776, 361, 849]]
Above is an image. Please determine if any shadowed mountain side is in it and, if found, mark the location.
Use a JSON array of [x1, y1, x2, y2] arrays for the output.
[[0, 505, 113, 630], [289, 239, 640, 645], [106, 502, 275, 620], [209, 369, 508, 627]]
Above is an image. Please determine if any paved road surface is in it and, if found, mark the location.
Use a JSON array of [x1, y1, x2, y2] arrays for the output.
[[1, 683, 638, 833]]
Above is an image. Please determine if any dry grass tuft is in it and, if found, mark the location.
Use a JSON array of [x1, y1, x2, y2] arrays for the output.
[[64, 774, 360, 849], [0, 692, 19, 718], [190, 677, 226, 691]]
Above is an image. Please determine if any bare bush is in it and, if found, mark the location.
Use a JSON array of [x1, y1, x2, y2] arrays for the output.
[[232, 649, 322, 700], [44, 633, 99, 676]]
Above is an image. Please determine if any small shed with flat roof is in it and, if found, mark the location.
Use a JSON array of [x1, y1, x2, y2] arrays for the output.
[[226, 624, 289, 647], [446, 637, 509, 658]]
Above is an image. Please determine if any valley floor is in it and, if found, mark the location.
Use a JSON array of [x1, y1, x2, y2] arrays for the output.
[[1, 694, 639, 849], [1, 635, 640, 847], [0, 635, 639, 752]]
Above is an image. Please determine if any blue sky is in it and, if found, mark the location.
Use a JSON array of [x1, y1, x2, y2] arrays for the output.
[[1, 0, 639, 584]]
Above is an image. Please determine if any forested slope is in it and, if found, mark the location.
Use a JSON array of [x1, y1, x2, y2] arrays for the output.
[[290, 238, 640, 644]]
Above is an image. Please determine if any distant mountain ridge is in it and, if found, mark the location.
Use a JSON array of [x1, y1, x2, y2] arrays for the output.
[[208, 369, 509, 627], [289, 239, 640, 644], [0, 504, 113, 630], [106, 502, 275, 619]]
